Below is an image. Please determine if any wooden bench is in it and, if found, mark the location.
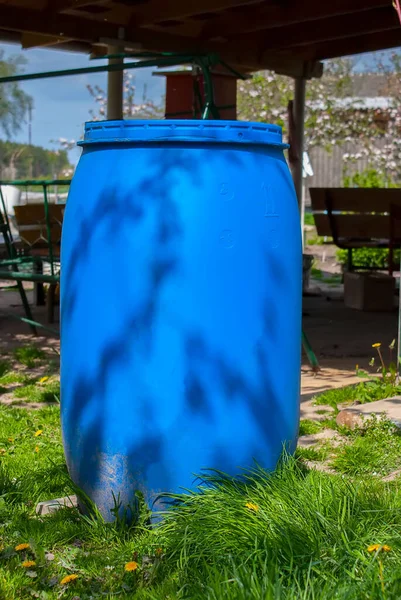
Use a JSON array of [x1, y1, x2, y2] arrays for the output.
[[309, 188, 401, 275]]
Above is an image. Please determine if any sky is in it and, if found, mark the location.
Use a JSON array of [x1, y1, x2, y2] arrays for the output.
[[0, 41, 396, 165], [0, 42, 165, 164]]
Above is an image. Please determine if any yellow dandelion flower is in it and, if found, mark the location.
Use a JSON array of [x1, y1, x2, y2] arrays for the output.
[[367, 544, 392, 553], [245, 502, 259, 512], [372, 343, 382, 348], [22, 560, 36, 568], [124, 561, 139, 572], [60, 574, 79, 585], [34, 430, 43, 437], [34, 446, 39, 453], [15, 543, 30, 551], [8, 438, 13, 443], [39, 377, 49, 384]]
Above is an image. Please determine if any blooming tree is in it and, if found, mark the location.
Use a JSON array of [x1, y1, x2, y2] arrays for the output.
[[57, 72, 164, 152], [237, 56, 401, 182]]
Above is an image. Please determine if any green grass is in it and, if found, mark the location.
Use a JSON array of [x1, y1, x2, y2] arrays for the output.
[[332, 417, 401, 476], [1, 404, 401, 598], [295, 445, 331, 462], [313, 378, 401, 412], [13, 345, 46, 369], [0, 360, 10, 378], [303, 213, 315, 227], [12, 379, 60, 404], [0, 372, 31, 386], [310, 268, 342, 285], [299, 419, 324, 435]]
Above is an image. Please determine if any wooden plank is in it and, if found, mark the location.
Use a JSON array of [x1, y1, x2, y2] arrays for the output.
[[18, 227, 62, 247], [55, 0, 109, 11], [313, 213, 332, 237], [201, 0, 390, 40], [14, 204, 65, 226], [21, 32, 72, 48], [310, 188, 401, 213], [132, 0, 264, 26], [0, 4, 308, 73], [1, 1, 396, 73], [314, 213, 401, 242], [222, 6, 397, 51], [299, 28, 401, 60]]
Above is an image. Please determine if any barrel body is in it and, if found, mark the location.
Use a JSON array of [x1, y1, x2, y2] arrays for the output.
[[60, 120, 302, 519]]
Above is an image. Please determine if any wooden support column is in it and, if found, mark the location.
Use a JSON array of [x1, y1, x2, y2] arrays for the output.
[[107, 45, 123, 120], [290, 76, 306, 210]]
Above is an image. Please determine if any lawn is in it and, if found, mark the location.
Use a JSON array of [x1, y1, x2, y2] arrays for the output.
[[1, 346, 401, 599]]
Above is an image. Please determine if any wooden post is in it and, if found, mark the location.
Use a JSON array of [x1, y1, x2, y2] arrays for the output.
[[107, 45, 123, 120], [289, 77, 306, 210]]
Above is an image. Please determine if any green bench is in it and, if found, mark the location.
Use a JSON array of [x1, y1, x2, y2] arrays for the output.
[[0, 180, 70, 333]]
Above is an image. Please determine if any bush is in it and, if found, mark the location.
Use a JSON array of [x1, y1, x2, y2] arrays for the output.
[[336, 247, 401, 268], [343, 168, 397, 189]]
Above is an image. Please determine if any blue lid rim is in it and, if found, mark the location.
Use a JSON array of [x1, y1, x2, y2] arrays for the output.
[[79, 119, 288, 148]]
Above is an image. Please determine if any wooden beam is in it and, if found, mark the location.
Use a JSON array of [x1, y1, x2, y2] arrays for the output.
[[131, 0, 264, 27], [0, 4, 304, 73], [298, 28, 401, 60], [21, 32, 72, 49], [0, 4, 120, 41], [250, 6, 399, 52], [54, 0, 109, 11], [201, 0, 391, 39]]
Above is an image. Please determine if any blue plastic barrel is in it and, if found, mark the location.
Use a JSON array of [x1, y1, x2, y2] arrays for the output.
[[61, 120, 301, 520]]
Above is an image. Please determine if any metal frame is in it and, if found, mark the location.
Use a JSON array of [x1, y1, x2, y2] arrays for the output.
[[0, 179, 71, 333]]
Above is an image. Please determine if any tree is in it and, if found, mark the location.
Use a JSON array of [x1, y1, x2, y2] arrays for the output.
[[58, 72, 164, 151], [237, 56, 401, 182], [0, 140, 71, 179], [238, 58, 372, 150], [88, 72, 164, 120], [0, 50, 33, 138]]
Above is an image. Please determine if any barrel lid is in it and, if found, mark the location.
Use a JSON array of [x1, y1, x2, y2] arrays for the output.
[[79, 119, 287, 148]]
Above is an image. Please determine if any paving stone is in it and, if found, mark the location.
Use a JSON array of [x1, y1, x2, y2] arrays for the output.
[[382, 469, 401, 482], [35, 495, 78, 516], [298, 429, 343, 447]]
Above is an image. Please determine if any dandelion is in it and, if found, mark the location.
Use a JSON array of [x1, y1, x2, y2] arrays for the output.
[[367, 544, 392, 553], [34, 446, 39, 453], [124, 561, 139, 572], [8, 438, 13, 443], [372, 343, 385, 369], [39, 377, 49, 384], [22, 560, 36, 568], [15, 543, 30, 551], [245, 502, 259, 512], [60, 574, 79, 585], [34, 430, 43, 437]]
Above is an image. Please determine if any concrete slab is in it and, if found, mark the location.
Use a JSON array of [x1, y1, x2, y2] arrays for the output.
[[35, 495, 78, 516], [336, 397, 401, 429], [298, 429, 344, 448]]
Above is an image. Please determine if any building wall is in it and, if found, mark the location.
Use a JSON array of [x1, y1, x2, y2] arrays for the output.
[[304, 140, 388, 208]]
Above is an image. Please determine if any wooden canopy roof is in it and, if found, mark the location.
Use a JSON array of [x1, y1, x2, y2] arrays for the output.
[[0, 0, 400, 77]]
